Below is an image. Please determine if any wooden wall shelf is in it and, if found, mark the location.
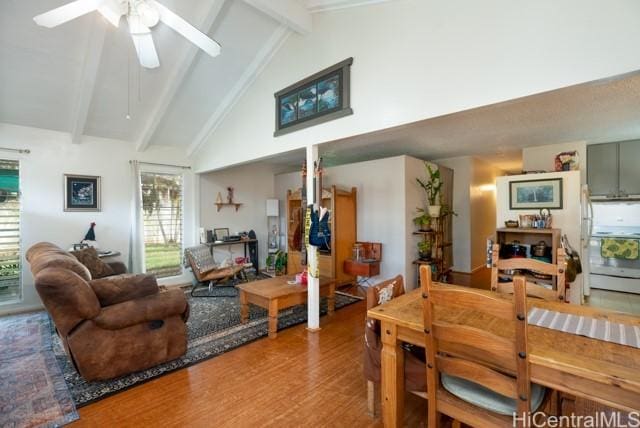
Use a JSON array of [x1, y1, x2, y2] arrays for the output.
[[215, 202, 243, 212]]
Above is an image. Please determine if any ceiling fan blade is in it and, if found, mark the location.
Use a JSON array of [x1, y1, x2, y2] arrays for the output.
[[34, 0, 105, 28], [148, 0, 221, 58], [127, 16, 160, 69], [98, 0, 125, 28]]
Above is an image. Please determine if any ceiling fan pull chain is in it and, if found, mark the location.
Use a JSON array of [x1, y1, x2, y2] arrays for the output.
[[138, 59, 142, 103], [126, 40, 131, 120]]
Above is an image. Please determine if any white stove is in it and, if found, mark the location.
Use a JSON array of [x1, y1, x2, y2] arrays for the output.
[[590, 225, 640, 293]]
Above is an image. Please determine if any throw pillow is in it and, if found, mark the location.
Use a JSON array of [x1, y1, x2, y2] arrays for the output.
[[71, 247, 114, 279]]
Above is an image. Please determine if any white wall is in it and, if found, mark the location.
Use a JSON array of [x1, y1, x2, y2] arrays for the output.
[[523, 141, 587, 184], [194, 0, 640, 172], [0, 123, 197, 315], [199, 163, 277, 268]]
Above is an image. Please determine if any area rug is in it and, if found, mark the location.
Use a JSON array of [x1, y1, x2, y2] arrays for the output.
[[0, 312, 78, 428], [52, 286, 359, 407]]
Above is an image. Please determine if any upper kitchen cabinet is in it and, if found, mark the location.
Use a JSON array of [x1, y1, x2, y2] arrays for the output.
[[619, 141, 640, 196], [587, 142, 620, 197], [588, 140, 640, 198]]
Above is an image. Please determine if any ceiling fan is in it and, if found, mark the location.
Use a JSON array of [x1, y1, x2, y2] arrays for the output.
[[33, 0, 221, 69]]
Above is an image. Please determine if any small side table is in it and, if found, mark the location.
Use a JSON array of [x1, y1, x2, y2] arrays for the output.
[[344, 259, 381, 293]]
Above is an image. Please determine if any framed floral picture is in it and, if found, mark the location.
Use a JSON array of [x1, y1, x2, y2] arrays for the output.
[[274, 58, 353, 136], [64, 174, 101, 212], [509, 178, 563, 210]]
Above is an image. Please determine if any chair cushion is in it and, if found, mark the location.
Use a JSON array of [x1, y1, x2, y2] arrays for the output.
[[441, 373, 546, 416], [71, 247, 114, 279], [185, 245, 217, 274]]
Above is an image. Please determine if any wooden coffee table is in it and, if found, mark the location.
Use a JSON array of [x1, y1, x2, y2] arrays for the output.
[[237, 275, 336, 338]]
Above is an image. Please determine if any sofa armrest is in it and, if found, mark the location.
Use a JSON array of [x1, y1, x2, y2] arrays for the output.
[[93, 289, 188, 330], [106, 261, 127, 275], [89, 274, 159, 307]]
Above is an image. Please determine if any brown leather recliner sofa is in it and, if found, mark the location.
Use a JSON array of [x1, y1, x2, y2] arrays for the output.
[[26, 242, 190, 381]]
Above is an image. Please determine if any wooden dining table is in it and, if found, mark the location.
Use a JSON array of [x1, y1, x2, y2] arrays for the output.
[[367, 286, 640, 427]]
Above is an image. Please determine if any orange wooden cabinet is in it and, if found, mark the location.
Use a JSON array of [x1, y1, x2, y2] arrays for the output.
[[286, 185, 357, 287], [343, 259, 380, 277]]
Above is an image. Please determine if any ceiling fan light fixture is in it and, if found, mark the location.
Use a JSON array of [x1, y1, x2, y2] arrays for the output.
[[136, 2, 160, 28]]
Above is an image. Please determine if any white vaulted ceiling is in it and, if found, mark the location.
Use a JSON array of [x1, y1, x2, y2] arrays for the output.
[[1, 0, 361, 148]]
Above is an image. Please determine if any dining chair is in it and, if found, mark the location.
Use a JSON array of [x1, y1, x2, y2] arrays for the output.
[[364, 275, 427, 417], [490, 244, 567, 302], [420, 265, 550, 427]]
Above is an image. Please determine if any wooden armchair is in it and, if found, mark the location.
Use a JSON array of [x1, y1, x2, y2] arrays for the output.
[[363, 275, 427, 416], [490, 244, 567, 302], [184, 245, 246, 297], [420, 266, 552, 427]]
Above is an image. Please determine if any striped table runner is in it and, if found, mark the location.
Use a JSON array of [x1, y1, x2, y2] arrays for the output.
[[528, 307, 640, 349]]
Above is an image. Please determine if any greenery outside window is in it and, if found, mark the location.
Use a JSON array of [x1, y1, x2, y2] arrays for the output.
[[140, 171, 183, 278]]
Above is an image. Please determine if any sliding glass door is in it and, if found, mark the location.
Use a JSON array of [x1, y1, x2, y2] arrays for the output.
[[0, 160, 20, 303], [140, 171, 183, 278]]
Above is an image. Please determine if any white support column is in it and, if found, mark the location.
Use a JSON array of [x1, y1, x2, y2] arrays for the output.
[[306, 144, 320, 331]]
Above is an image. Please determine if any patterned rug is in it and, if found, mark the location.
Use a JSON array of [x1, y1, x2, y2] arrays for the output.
[[0, 312, 78, 428], [52, 285, 359, 407]]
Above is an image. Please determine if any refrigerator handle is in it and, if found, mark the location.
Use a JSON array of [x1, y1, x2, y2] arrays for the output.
[[581, 185, 593, 249], [588, 197, 594, 239]]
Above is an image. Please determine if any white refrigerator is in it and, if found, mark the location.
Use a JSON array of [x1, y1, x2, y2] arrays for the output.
[[496, 171, 585, 304]]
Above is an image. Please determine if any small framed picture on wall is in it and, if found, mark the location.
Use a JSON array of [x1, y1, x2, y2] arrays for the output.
[[64, 174, 101, 212]]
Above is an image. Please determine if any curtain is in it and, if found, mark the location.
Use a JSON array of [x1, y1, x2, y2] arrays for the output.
[[128, 161, 145, 273]]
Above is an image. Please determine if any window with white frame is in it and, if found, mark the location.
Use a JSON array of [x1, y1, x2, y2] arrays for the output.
[[0, 160, 20, 303], [140, 171, 183, 278]]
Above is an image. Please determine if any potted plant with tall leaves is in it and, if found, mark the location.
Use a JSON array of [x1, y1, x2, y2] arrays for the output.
[[416, 163, 443, 217]]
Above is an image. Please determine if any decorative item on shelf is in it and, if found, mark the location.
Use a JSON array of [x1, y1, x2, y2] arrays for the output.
[[216, 192, 223, 204], [81, 222, 99, 248], [213, 227, 229, 242], [274, 58, 353, 137], [226, 187, 234, 204], [64, 174, 101, 212], [519, 210, 553, 229], [416, 162, 443, 217], [509, 178, 563, 210], [352, 243, 363, 261], [505, 220, 519, 228], [555, 151, 579, 172]]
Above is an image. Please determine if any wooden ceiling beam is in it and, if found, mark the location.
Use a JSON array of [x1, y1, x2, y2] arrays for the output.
[[243, 0, 312, 34], [70, 16, 107, 144]]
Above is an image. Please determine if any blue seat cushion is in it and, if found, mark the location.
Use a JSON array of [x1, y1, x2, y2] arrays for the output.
[[441, 373, 546, 416]]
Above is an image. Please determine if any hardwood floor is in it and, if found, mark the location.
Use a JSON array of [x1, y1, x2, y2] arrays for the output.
[[71, 300, 426, 427], [71, 290, 631, 427]]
